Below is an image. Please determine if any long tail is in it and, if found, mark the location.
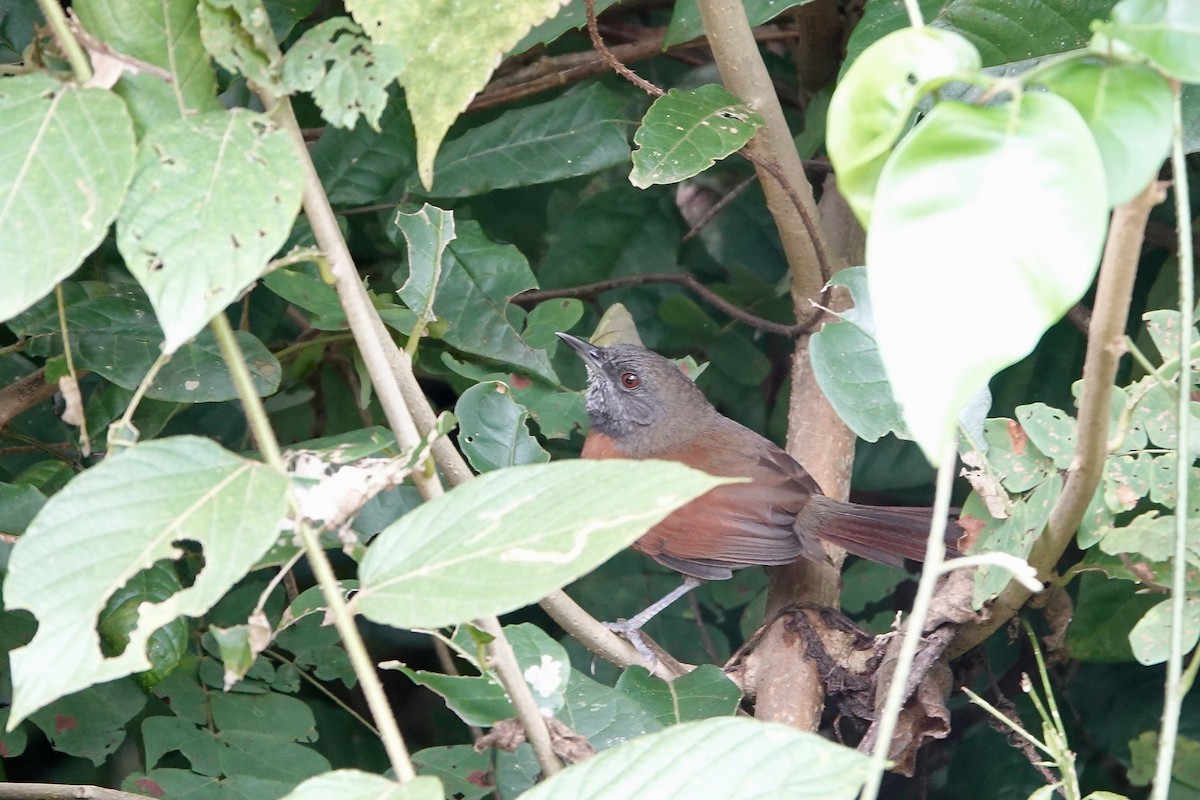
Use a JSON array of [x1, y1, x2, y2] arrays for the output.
[[797, 496, 964, 568]]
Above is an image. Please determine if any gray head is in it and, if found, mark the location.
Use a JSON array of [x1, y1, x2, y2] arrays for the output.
[[556, 332, 718, 455]]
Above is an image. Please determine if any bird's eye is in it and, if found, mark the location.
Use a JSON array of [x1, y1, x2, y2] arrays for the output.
[[621, 372, 640, 389]]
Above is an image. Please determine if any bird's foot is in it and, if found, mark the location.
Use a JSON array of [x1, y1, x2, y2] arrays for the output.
[[603, 619, 657, 671]]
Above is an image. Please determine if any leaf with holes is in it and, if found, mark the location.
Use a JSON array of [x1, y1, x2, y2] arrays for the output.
[[281, 17, 404, 131], [455, 381, 549, 473], [198, 0, 285, 93], [345, 0, 571, 188], [2, 436, 289, 728], [116, 109, 304, 353], [0, 75, 135, 324], [630, 86, 763, 189], [395, 203, 455, 324], [354, 460, 730, 629]]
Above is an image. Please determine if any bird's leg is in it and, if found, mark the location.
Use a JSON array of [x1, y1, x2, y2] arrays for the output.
[[604, 576, 704, 667]]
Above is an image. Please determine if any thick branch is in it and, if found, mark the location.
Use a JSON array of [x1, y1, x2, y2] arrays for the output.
[[0, 784, 156, 800], [949, 180, 1169, 658]]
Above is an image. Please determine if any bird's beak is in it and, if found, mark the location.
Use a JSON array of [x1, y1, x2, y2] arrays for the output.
[[556, 332, 603, 370]]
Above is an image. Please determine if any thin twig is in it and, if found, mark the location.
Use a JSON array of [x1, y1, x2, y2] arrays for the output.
[[516, 272, 821, 336], [585, 0, 664, 97], [681, 175, 756, 242]]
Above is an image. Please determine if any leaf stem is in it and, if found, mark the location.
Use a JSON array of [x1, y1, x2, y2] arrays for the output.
[[858, 437, 957, 800], [901, 0, 925, 29], [1150, 83, 1194, 800], [209, 311, 418, 780], [34, 0, 92, 83]]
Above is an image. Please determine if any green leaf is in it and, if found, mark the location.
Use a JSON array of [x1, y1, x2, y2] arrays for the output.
[[520, 717, 869, 799], [2, 436, 289, 727], [0, 75, 136, 324], [845, 0, 1116, 74], [11, 291, 281, 402], [866, 94, 1107, 463], [615, 664, 741, 726], [345, 0, 572, 189], [97, 561, 188, 689], [281, 17, 405, 131], [1098, 511, 1200, 563], [395, 203, 455, 324], [1015, 403, 1078, 470], [198, 0, 285, 93], [664, 0, 813, 47], [116, 109, 305, 352], [809, 267, 904, 442], [970, 473, 1061, 605], [395, 220, 557, 381], [423, 84, 632, 198], [353, 460, 730, 629], [1036, 59, 1172, 205], [513, 0, 621, 53], [979, 417, 1055, 493], [557, 668, 662, 750], [281, 771, 443, 800], [311, 99, 416, 206], [389, 667, 511, 727], [29, 679, 146, 766], [1128, 597, 1200, 666], [455, 382, 549, 473], [1094, 0, 1200, 83], [1066, 572, 1162, 661], [629, 85, 764, 189], [827, 27, 981, 226], [74, 0, 221, 135], [412, 746, 491, 800]]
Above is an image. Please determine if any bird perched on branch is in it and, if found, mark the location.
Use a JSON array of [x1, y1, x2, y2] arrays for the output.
[[557, 332, 963, 660]]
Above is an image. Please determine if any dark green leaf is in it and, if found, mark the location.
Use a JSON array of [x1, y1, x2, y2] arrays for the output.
[[614, 664, 741, 726], [311, 100, 416, 206], [630, 85, 763, 189], [422, 85, 632, 198], [412, 746, 492, 800], [29, 679, 146, 766], [664, 0, 814, 47], [456, 382, 549, 473]]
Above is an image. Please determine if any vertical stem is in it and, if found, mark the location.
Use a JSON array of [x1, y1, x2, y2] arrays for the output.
[[35, 0, 92, 83], [858, 439, 957, 800], [1151, 85, 1194, 800], [209, 313, 417, 781], [901, 0, 926, 29]]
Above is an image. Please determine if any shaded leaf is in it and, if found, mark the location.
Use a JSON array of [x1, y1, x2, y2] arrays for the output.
[[423, 84, 632, 198], [614, 664, 741, 726], [664, 0, 813, 47], [456, 382, 549, 473], [395, 203, 455, 324]]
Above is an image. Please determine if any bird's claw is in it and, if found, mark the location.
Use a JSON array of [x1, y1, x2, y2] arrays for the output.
[[603, 619, 658, 672]]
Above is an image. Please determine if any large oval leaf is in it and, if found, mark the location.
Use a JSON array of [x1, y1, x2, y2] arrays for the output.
[[827, 27, 980, 226], [520, 717, 868, 799], [116, 109, 304, 353], [1094, 0, 1200, 83], [0, 75, 135, 323], [866, 94, 1107, 462], [3, 436, 289, 727], [353, 460, 730, 628]]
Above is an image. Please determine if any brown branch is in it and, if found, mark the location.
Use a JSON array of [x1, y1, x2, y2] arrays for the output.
[[470, 24, 800, 113], [515, 272, 821, 336], [949, 180, 1169, 659], [0, 367, 60, 430], [0, 785, 158, 800], [681, 174, 756, 242], [585, 0, 664, 97]]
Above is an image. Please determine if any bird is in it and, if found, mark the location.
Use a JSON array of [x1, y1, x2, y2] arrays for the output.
[[556, 331, 963, 660]]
